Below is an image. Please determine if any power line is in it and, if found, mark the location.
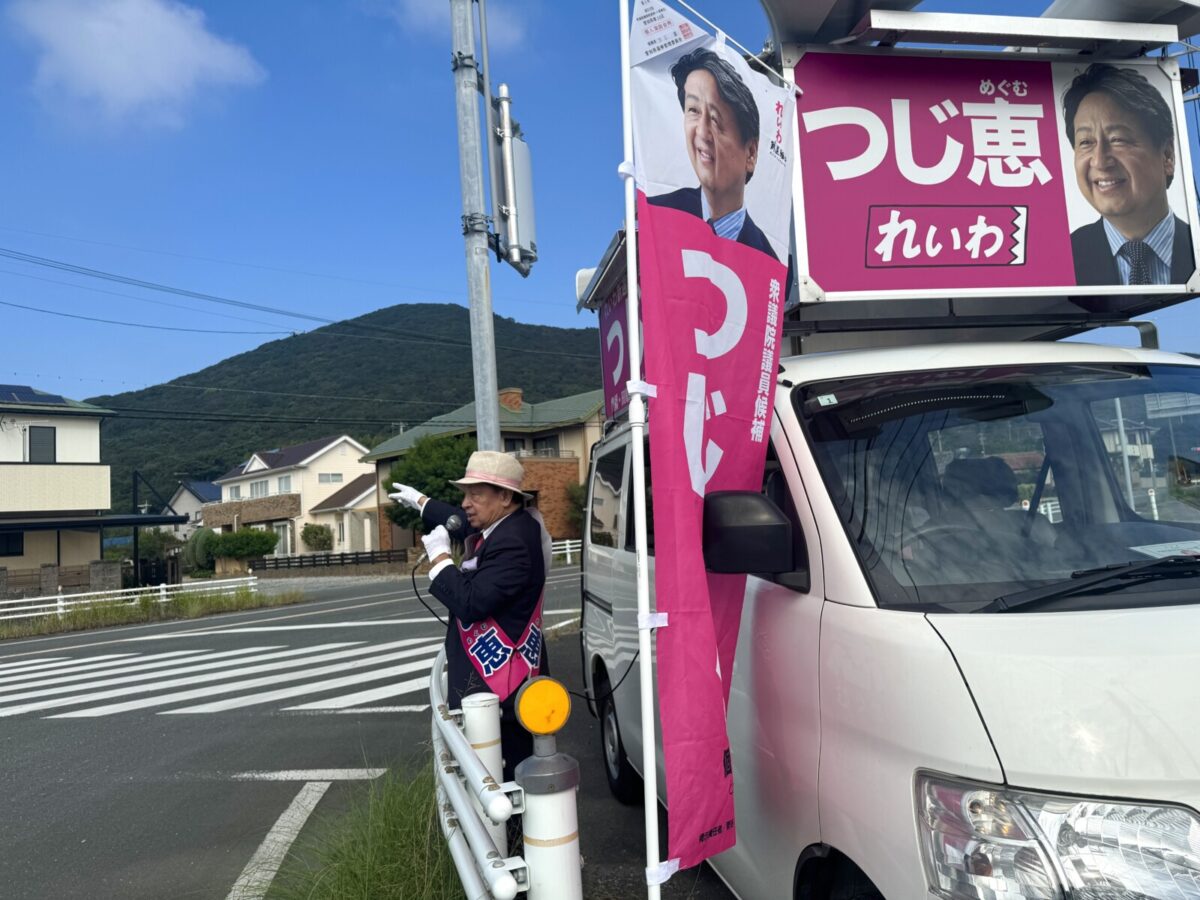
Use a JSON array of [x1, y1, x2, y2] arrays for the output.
[[0, 298, 292, 335], [0, 264, 291, 329], [0, 245, 600, 360], [0, 223, 564, 307], [106, 404, 494, 429]]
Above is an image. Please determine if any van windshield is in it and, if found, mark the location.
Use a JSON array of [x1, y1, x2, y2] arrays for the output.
[[798, 362, 1200, 612]]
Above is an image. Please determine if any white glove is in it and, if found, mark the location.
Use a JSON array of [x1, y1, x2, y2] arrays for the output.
[[421, 526, 451, 561], [388, 482, 425, 511]]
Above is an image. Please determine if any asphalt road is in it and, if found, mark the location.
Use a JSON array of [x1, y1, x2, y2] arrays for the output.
[[0, 569, 734, 900]]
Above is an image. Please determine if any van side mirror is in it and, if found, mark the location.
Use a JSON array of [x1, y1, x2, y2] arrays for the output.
[[703, 491, 794, 575]]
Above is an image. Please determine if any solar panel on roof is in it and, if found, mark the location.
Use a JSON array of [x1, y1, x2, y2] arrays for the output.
[[0, 385, 67, 405]]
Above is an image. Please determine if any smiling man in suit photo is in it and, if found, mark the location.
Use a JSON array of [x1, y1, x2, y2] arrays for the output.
[[1064, 62, 1194, 286]]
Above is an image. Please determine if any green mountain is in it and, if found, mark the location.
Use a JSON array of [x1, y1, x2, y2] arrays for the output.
[[88, 303, 601, 514]]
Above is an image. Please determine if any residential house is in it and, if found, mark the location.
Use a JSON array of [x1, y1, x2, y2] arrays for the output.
[[204, 435, 374, 555], [0, 384, 183, 593], [308, 473, 377, 552], [362, 387, 604, 549], [159, 480, 220, 540]]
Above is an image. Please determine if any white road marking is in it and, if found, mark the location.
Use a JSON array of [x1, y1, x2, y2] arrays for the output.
[[281, 705, 430, 715], [162, 656, 437, 714], [545, 616, 581, 633], [281, 674, 429, 711], [0, 645, 326, 705], [232, 769, 386, 781], [48, 643, 442, 718], [0, 648, 256, 693], [0, 653, 137, 677], [225, 780, 330, 900]]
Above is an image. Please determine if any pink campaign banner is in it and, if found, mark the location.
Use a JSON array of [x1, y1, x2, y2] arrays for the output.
[[629, 0, 792, 872], [797, 52, 1074, 293], [597, 281, 632, 421]]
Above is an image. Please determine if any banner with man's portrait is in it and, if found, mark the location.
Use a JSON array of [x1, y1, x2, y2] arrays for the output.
[[630, 0, 793, 873], [793, 51, 1199, 298]]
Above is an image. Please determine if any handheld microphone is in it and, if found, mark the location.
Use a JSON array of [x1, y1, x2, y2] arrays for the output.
[[416, 515, 463, 564]]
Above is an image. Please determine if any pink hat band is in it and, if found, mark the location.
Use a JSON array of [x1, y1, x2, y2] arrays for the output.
[[463, 469, 522, 490]]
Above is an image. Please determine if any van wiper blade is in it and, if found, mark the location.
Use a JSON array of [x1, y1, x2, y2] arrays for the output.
[[977, 555, 1200, 613]]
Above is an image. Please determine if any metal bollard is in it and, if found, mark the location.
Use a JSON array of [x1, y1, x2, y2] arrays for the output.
[[514, 677, 583, 900], [462, 692, 506, 849]]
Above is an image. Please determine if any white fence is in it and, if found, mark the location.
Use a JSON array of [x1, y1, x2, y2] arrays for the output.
[[0, 577, 258, 623], [551, 539, 582, 565]]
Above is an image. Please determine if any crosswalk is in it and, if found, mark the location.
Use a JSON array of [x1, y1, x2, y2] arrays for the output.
[[0, 637, 444, 719]]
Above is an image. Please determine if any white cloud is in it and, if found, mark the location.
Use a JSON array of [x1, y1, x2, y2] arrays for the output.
[[375, 0, 526, 52], [7, 0, 265, 128]]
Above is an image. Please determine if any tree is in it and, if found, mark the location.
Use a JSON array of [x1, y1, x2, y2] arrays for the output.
[[183, 527, 218, 572], [137, 529, 183, 560], [385, 434, 477, 530], [301, 523, 333, 551], [565, 482, 587, 536], [210, 528, 279, 560]]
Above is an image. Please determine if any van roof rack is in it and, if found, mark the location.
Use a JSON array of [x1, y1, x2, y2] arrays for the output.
[[576, 231, 1184, 353]]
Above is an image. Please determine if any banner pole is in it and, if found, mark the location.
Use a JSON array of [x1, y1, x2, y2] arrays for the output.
[[617, 1, 663, 897]]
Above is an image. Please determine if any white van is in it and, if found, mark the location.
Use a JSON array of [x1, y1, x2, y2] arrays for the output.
[[580, 339, 1200, 899]]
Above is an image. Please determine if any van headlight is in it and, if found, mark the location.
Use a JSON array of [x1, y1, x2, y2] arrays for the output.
[[916, 772, 1200, 898]]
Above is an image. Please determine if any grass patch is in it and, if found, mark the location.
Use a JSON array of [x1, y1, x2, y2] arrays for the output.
[[269, 763, 465, 900], [0, 587, 306, 640]]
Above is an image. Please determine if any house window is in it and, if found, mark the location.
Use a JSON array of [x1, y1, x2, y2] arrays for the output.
[[278, 475, 292, 493], [319, 473, 344, 484], [533, 435, 560, 456], [251, 480, 269, 498], [0, 533, 23, 556], [28, 426, 55, 463], [505, 438, 526, 452], [337, 521, 345, 544], [229, 485, 242, 500]]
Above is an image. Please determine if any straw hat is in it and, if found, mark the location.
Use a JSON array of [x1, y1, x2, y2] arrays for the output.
[[450, 450, 532, 498]]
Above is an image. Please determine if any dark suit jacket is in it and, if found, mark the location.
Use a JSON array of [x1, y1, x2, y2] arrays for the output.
[[422, 498, 546, 704], [648, 186, 780, 263], [1071, 215, 1194, 286]]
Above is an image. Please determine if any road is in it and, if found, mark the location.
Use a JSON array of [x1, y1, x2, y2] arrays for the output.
[[0, 571, 583, 900], [0, 569, 734, 899]]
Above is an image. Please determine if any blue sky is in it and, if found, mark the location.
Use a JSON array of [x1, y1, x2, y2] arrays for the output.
[[0, 0, 1196, 401]]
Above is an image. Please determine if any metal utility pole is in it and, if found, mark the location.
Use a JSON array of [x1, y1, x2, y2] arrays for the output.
[[450, 0, 500, 451]]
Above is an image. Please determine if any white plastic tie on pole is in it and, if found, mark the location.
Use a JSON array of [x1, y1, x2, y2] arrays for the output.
[[618, 160, 635, 180], [638, 612, 668, 631], [627, 379, 657, 398], [646, 859, 680, 886]]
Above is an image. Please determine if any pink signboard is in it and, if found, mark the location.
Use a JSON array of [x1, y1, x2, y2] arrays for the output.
[[630, 0, 793, 874], [597, 281, 632, 421], [795, 52, 1196, 295]]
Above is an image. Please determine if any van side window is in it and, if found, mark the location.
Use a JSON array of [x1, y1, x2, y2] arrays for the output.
[[624, 442, 654, 555], [762, 440, 807, 589], [590, 446, 627, 548]]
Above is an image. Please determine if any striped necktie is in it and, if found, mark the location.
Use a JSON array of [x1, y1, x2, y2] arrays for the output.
[[1120, 240, 1153, 286]]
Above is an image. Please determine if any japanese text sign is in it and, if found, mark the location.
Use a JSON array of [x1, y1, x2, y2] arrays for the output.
[[630, 0, 793, 873], [795, 52, 1196, 297], [597, 280, 632, 421]]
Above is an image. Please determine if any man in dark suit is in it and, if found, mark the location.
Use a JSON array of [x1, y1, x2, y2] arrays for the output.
[[648, 47, 779, 263], [389, 450, 549, 780], [1063, 63, 1195, 286]]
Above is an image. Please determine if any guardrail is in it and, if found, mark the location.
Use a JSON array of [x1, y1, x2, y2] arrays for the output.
[[251, 549, 410, 570], [551, 539, 582, 565], [429, 647, 527, 899], [0, 577, 257, 623]]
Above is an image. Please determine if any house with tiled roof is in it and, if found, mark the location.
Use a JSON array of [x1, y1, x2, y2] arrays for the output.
[[307, 473, 377, 552], [205, 435, 374, 555], [158, 480, 220, 541], [362, 387, 604, 548], [0, 384, 183, 594]]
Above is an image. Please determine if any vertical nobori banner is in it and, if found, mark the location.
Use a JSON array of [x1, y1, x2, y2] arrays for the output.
[[629, 0, 792, 871]]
